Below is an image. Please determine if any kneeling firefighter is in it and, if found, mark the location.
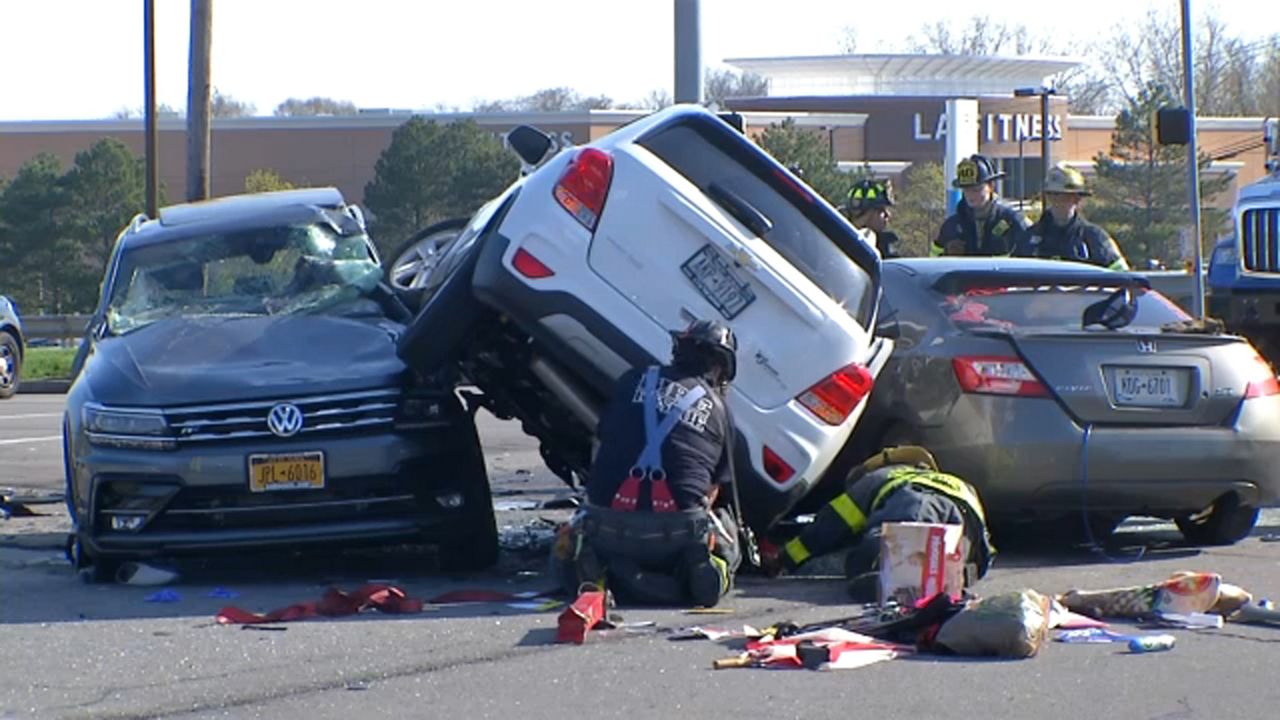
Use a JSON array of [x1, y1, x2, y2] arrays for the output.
[[552, 320, 744, 607], [768, 446, 995, 600]]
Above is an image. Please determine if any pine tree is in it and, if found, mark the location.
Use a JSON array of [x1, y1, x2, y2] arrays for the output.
[[1089, 83, 1232, 267]]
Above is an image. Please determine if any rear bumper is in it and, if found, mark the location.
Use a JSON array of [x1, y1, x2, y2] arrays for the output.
[[918, 394, 1280, 519]]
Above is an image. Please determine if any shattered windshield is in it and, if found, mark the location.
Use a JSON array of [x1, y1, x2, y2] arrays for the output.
[[105, 222, 382, 335]]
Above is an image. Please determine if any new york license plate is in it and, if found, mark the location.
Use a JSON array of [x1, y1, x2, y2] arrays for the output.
[[248, 451, 325, 492], [1112, 367, 1188, 407], [680, 244, 756, 320]]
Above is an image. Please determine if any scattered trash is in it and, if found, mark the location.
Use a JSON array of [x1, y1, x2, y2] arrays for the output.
[[1127, 634, 1177, 653], [498, 522, 558, 553], [683, 607, 735, 615], [1049, 600, 1109, 629], [493, 500, 540, 512], [1153, 612, 1224, 630], [670, 626, 757, 641], [540, 497, 581, 510], [879, 522, 967, 606], [713, 627, 908, 671], [1229, 601, 1280, 626], [556, 586, 607, 644], [1054, 627, 1131, 644], [215, 584, 422, 625], [144, 590, 181, 603], [207, 587, 240, 599], [934, 590, 1052, 658], [1058, 572, 1223, 619], [116, 562, 180, 586], [241, 625, 287, 632]]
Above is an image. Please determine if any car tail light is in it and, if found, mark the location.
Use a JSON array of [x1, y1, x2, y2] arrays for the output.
[[762, 446, 795, 484], [952, 356, 1049, 397], [512, 248, 554, 279], [1243, 352, 1280, 399], [797, 363, 875, 425], [554, 148, 613, 231]]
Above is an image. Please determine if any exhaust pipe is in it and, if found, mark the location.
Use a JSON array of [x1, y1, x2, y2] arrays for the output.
[[528, 355, 601, 432]]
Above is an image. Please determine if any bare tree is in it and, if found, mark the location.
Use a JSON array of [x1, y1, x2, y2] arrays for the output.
[[274, 97, 358, 117], [704, 68, 769, 110], [211, 89, 255, 118], [907, 15, 1053, 56]]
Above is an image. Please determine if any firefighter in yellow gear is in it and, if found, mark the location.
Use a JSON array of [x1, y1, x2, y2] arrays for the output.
[[768, 446, 995, 600]]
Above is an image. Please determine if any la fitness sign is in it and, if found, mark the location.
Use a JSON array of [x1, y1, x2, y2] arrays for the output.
[[913, 111, 1064, 143]]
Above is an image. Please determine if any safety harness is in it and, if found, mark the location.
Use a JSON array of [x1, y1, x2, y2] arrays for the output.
[[610, 366, 706, 513]]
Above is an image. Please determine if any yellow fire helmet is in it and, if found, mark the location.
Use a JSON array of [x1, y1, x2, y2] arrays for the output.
[[1043, 163, 1092, 196]]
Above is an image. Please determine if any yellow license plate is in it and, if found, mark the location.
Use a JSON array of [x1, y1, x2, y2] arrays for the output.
[[248, 451, 325, 492]]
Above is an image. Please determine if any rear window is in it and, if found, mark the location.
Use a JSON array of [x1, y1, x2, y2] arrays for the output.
[[637, 117, 877, 326], [940, 284, 1191, 332]]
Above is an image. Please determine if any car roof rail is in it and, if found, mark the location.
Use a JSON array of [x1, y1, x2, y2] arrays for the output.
[[126, 212, 149, 234]]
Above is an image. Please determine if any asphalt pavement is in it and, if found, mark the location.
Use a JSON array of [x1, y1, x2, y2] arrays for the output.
[[3, 394, 1280, 720]]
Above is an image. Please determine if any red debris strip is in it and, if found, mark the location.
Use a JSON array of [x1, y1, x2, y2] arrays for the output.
[[215, 584, 423, 625]]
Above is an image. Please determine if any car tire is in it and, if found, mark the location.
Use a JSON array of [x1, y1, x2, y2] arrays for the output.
[[1175, 494, 1259, 546], [67, 533, 122, 584], [0, 331, 21, 399], [385, 218, 469, 312], [397, 232, 491, 375], [437, 414, 500, 572]]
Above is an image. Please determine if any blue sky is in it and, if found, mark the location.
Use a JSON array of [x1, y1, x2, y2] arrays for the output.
[[2, 0, 1263, 120]]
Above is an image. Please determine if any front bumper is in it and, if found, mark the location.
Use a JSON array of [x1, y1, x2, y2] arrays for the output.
[[73, 430, 475, 559], [918, 394, 1280, 520]]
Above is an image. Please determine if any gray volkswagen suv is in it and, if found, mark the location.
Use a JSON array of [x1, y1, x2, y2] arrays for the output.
[[63, 188, 497, 581]]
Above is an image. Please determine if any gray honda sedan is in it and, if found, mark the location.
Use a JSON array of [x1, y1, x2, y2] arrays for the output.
[[64, 189, 498, 581], [859, 257, 1280, 545]]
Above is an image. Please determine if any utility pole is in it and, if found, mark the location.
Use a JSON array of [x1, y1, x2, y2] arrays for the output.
[[143, 0, 159, 217], [187, 0, 213, 201], [673, 0, 702, 104], [1181, 0, 1206, 320]]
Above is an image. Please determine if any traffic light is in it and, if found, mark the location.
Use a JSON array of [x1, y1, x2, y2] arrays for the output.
[[1156, 107, 1192, 146]]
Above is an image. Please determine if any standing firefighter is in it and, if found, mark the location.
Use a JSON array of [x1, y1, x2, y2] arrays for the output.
[[845, 178, 902, 259], [933, 154, 1031, 257], [1014, 163, 1130, 270], [553, 320, 743, 607], [767, 446, 995, 601]]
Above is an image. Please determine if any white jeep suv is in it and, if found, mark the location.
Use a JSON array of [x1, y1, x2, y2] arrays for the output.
[[398, 104, 892, 530]]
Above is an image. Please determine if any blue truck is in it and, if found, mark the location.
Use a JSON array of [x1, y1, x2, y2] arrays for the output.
[[1207, 119, 1280, 366]]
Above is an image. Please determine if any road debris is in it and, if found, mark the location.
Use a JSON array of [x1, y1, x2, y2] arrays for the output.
[[215, 584, 423, 624]]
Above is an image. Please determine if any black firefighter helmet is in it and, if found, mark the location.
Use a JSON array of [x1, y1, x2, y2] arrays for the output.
[[671, 319, 738, 384]]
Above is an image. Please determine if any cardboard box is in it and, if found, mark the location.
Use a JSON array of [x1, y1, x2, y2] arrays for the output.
[[878, 522, 967, 606]]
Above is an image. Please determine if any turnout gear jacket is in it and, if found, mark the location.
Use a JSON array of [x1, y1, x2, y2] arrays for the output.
[[587, 365, 733, 512], [1014, 211, 1131, 270], [932, 198, 1031, 257], [875, 228, 903, 259], [782, 464, 995, 579]]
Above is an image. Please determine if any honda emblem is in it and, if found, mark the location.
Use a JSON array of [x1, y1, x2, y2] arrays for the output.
[[1136, 340, 1158, 354]]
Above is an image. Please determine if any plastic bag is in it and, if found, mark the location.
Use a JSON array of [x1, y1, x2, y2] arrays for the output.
[[934, 589, 1051, 658]]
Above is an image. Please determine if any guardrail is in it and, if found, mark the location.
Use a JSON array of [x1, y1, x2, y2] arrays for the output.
[[23, 314, 91, 341]]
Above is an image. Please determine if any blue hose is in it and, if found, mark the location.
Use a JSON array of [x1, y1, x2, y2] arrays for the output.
[[1080, 422, 1146, 562]]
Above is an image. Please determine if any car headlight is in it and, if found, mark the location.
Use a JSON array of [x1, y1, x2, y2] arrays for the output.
[[83, 404, 175, 450]]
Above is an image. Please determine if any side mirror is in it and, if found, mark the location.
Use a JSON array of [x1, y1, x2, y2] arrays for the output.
[[875, 318, 902, 340], [505, 125, 553, 167]]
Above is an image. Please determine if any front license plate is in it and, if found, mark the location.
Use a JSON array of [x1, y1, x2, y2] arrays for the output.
[[680, 244, 756, 320], [248, 451, 325, 492], [1112, 367, 1189, 407]]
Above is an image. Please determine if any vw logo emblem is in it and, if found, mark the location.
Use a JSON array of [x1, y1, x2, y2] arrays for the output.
[[267, 403, 304, 437], [1136, 340, 1158, 354]]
